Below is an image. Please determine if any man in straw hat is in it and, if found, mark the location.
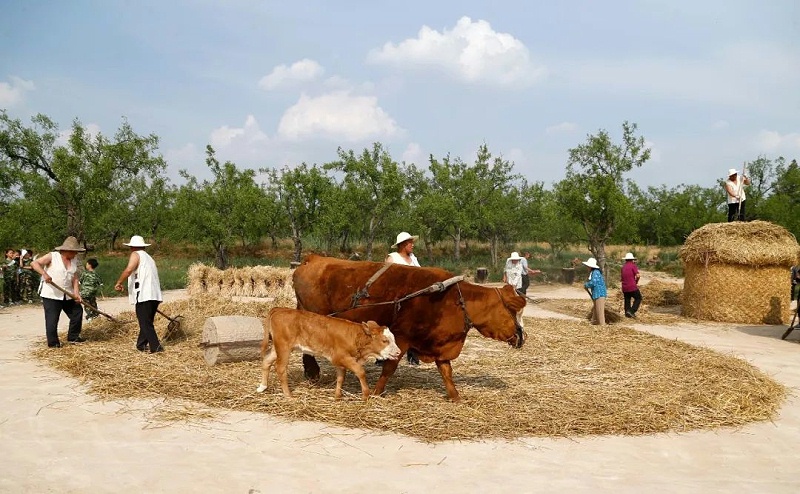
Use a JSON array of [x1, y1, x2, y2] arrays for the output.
[[583, 257, 607, 325], [383, 231, 421, 365], [114, 235, 164, 353], [31, 236, 87, 348], [621, 252, 642, 318], [723, 168, 751, 222]]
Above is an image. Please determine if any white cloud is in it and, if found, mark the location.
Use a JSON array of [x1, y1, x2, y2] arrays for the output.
[[644, 140, 661, 162], [545, 122, 578, 134], [401, 142, 424, 165], [210, 114, 269, 148], [367, 16, 547, 87], [711, 120, 729, 130], [258, 58, 324, 90], [0, 76, 35, 107], [164, 143, 204, 170], [755, 130, 800, 152], [277, 91, 401, 142], [55, 123, 101, 147]]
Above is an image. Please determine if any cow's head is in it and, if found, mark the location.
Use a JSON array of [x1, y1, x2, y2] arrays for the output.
[[363, 321, 402, 360], [475, 284, 526, 349]]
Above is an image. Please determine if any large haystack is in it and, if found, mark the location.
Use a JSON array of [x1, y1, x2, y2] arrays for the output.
[[680, 221, 799, 324]]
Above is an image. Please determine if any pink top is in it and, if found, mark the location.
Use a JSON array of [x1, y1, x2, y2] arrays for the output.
[[621, 262, 639, 292]]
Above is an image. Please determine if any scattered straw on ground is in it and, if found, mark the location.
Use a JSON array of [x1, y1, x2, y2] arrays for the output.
[[536, 298, 684, 325], [32, 296, 784, 442]]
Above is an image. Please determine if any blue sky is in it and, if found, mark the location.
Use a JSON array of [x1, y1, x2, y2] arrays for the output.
[[2, 0, 798, 189]]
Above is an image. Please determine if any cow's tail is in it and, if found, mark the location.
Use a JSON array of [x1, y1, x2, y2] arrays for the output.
[[260, 314, 273, 358]]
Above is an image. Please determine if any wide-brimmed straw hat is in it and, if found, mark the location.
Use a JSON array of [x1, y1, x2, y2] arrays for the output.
[[391, 232, 418, 248], [54, 236, 86, 252], [728, 168, 738, 177], [582, 257, 600, 269], [508, 251, 522, 261], [623, 252, 636, 260], [123, 235, 151, 248]]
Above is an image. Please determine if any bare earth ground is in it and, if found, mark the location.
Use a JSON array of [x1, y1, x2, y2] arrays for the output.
[[2, 273, 800, 493]]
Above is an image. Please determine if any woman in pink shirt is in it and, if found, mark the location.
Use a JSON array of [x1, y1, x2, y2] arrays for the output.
[[620, 252, 642, 318]]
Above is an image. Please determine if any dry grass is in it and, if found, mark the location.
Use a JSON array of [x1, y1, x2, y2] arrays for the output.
[[680, 220, 799, 267], [32, 296, 784, 442], [536, 297, 685, 325]]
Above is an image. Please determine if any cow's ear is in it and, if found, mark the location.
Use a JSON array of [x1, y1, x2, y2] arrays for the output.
[[361, 322, 372, 335]]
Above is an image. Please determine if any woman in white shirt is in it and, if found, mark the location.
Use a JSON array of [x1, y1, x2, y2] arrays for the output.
[[385, 231, 421, 364], [385, 231, 420, 266]]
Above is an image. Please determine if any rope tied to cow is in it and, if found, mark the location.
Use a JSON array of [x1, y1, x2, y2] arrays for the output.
[[329, 275, 465, 317]]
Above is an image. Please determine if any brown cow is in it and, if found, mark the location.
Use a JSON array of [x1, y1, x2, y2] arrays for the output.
[[292, 255, 526, 401], [256, 308, 401, 400]]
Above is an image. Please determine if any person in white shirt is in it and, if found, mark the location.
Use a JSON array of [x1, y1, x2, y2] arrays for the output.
[[724, 168, 751, 222], [31, 236, 86, 348], [114, 235, 164, 353], [503, 252, 525, 295], [385, 231, 421, 365], [385, 231, 420, 266]]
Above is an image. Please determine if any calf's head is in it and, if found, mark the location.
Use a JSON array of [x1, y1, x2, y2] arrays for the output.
[[362, 321, 401, 360]]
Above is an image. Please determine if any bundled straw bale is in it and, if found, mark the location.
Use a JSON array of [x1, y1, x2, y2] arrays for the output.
[[186, 263, 208, 296], [680, 221, 799, 324], [204, 268, 223, 295], [186, 264, 294, 302]]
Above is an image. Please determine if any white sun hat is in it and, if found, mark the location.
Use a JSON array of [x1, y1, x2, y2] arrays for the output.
[[123, 235, 151, 248], [508, 251, 522, 261], [582, 257, 600, 269], [623, 252, 636, 260], [391, 232, 418, 248], [728, 168, 738, 177]]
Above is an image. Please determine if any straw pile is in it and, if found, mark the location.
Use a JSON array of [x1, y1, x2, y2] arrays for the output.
[[186, 263, 295, 301], [680, 221, 799, 324], [537, 298, 684, 326], [607, 281, 683, 308], [33, 298, 784, 442]]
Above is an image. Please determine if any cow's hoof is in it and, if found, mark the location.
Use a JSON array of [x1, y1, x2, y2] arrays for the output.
[[256, 384, 267, 393]]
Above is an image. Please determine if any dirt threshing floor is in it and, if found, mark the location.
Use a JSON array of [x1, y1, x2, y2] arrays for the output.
[[31, 295, 785, 443]]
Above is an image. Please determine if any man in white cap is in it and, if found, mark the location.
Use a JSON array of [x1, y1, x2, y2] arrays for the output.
[[723, 168, 751, 222], [114, 235, 164, 353], [620, 252, 642, 318]]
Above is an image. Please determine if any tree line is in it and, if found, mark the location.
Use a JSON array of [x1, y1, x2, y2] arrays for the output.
[[1, 110, 797, 269]]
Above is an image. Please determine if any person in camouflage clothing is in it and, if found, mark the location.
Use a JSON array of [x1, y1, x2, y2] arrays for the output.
[[17, 249, 40, 304], [79, 258, 103, 319], [2, 248, 20, 306]]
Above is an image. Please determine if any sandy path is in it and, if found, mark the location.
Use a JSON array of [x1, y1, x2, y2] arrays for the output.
[[1, 287, 799, 493]]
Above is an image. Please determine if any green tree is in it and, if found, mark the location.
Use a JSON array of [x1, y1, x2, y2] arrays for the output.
[[171, 146, 263, 268], [0, 111, 166, 246], [325, 143, 406, 260], [554, 121, 651, 270], [266, 163, 332, 262]]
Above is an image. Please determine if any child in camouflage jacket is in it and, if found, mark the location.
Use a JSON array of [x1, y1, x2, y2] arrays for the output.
[[79, 258, 103, 319]]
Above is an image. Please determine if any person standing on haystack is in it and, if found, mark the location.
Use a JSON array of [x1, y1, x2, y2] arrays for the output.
[[583, 257, 607, 325], [114, 235, 164, 354], [31, 236, 86, 348], [724, 168, 751, 222], [383, 231, 421, 365], [621, 252, 642, 318]]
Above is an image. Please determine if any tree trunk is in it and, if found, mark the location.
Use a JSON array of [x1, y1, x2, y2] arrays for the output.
[[588, 240, 607, 273], [215, 242, 228, 270], [490, 235, 499, 267], [452, 229, 461, 261], [291, 225, 302, 263]]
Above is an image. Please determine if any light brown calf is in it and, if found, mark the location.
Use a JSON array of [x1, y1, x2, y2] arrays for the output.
[[256, 308, 401, 400]]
